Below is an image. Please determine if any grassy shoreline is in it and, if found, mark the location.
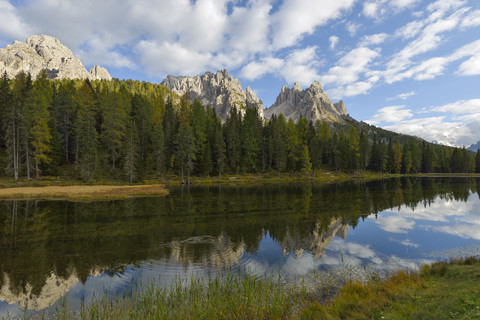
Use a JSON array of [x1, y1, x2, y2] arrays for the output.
[[0, 171, 478, 200], [0, 184, 169, 201], [13, 257, 479, 320]]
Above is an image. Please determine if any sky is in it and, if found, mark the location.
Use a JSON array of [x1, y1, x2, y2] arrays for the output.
[[1, 0, 480, 147]]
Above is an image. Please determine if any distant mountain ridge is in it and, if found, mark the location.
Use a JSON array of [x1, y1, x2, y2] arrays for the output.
[[161, 69, 264, 122], [264, 81, 348, 123], [0, 35, 111, 81], [468, 140, 480, 152], [162, 70, 348, 123]]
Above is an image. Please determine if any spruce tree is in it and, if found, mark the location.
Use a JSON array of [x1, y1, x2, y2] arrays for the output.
[[74, 80, 98, 181], [28, 70, 53, 179]]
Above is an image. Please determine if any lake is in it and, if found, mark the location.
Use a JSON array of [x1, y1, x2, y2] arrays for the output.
[[1, 178, 479, 317]]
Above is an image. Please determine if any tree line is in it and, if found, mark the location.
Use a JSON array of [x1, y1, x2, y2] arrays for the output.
[[0, 71, 479, 182]]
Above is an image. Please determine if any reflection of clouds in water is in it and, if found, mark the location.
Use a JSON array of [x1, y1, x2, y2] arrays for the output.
[[320, 239, 382, 266], [434, 224, 480, 241], [395, 195, 479, 223], [376, 215, 415, 233], [374, 194, 480, 241], [401, 239, 419, 248], [242, 257, 270, 276], [280, 254, 316, 277], [389, 237, 419, 248]]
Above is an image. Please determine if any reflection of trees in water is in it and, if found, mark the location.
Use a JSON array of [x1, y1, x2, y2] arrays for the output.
[[0, 177, 478, 304]]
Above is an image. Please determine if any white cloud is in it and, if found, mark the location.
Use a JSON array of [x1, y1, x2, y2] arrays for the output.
[[363, 0, 419, 20], [279, 47, 322, 87], [240, 47, 321, 86], [329, 35, 339, 50], [395, 20, 425, 40], [346, 21, 361, 37], [367, 105, 413, 124], [0, 0, 31, 40], [458, 54, 480, 76], [461, 9, 480, 28], [430, 99, 480, 114], [391, 0, 420, 9], [359, 33, 389, 46], [271, 0, 355, 49], [387, 91, 416, 100], [136, 41, 214, 77], [383, 116, 477, 146], [240, 56, 284, 80], [321, 47, 380, 98], [321, 47, 380, 86]]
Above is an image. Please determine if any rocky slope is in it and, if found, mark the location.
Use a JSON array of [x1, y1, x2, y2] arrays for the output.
[[264, 81, 348, 123], [161, 69, 264, 122], [468, 140, 480, 152], [0, 35, 111, 81]]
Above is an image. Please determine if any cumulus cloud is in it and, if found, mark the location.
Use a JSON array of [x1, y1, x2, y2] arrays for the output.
[[458, 55, 480, 75], [383, 116, 476, 146], [321, 47, 380, 98], [387, 91, 416, 100], [359, 33, 389, 46], [367, 105, 413, 124], [329, 35, 339, 50], [430, 99, 480, 114], [271, 0, 355, 49], [0, 0, 31, 40], [136, 41, 215, 77]]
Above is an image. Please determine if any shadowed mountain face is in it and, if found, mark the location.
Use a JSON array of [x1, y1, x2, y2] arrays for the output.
[[1, 178, 479, 312], [0, 35, 111, 81]]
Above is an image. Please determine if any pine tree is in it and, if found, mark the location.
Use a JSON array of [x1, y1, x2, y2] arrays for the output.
[[54, 80, 76, 163], [393, 140, 402, 174], [124, 118, 139, 183], [241, 108, 262, 172], [152, 119, 166, 181], [28, 70, 53, 179], [224, 107, 242, 173], [475, 150, 480, 174], [101, 88, 128, 173], [74, 80, 98, 181], [213, 116, 226, 179], [174, 123, 196, 184]]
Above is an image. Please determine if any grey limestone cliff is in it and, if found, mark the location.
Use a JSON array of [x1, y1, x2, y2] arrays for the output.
[[0, 35, 111, 81], [161, 69, 264, 122], [265, 81, 348, 123]]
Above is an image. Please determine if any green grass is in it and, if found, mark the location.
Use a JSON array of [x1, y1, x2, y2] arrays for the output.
[[299, 257, 480, 320], [7, 257, 480, 320]]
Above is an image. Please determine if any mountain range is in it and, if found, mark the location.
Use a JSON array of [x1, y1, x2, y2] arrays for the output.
[[0, 35, 111, 81], [0, 35, 349, 125]]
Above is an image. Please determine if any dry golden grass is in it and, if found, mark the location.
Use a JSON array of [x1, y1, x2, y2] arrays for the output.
[[0, 184, 169, 201]]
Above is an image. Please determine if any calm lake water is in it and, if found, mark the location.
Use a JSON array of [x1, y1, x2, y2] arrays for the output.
[[1, 178, 480, 316]]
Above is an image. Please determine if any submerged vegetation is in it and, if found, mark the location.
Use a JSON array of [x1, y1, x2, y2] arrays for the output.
[[0, 72, 479, 184], [7, 257, 479, 319]]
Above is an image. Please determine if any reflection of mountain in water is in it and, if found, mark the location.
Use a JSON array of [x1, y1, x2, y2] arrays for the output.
[[168, 234, 245, 268], [0, 177, 478, 311], [282, 219, 349, 259], [0, 269, 101, 311]]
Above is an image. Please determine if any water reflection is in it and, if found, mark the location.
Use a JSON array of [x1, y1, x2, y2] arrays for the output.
[[0, 178, 479, 315]]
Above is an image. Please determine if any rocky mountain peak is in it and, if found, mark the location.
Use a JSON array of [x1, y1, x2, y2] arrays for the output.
[[161, 69, 264, 122], [265, 81, 348, 123], [0, 35, 111, 81], [293, 81, 302, 91]]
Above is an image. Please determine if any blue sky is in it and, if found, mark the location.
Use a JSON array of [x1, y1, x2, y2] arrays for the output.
[[1, 0, 480, 147]]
